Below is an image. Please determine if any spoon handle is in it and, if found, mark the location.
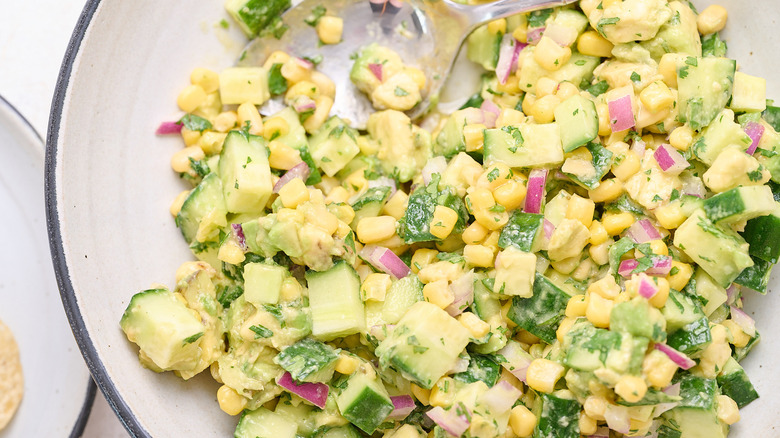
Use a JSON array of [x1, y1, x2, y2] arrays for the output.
[[443, 0, 577, 31]]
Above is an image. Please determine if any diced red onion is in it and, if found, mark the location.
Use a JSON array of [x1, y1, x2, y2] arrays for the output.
[[461, 107, 485, 125], [631, 137, 646, 157], [446, 271, 475, 317], [604, 404, 631, 434], [726, 284, 739, 306], [654, 144, 690, 175], [587, 426, 611, 438], [368, 63, 384, 82], [388, 395, 416, 421], [681, 175, 706, 198], [448, 355, 470, 374], [663, 382, 681, 397], [645, 256, 672, 276], [295, 57, 314, 70], [293, 96, 317, 113], [425, 406, 470, 437], [543, 22, 578, 47], [618, 259, 639, 278], [368, 176, 397, 198], [156, 121, 182, 135], [480, 381, 522, 414], [277, 372, 329, 408], [744, 122, 765, 155], [526, 27, 545, 44], [480, 99, 500, 128], [231, 223, 247, 251], [273, 162, 311, 193], [655, 343, 696, 370], [360, 245, 411, 279], [422, 156, 448, 185], [495, 35, 526, 85], [496, 341, 533, 382], [523, 168, 548, 214], [730, 306, 756, 337], [638, 275, 659, 299], [626, 219, 662, 243], [543, 219, 555, 240], [608, 94, 635, 132]]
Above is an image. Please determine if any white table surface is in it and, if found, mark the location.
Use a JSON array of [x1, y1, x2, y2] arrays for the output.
[[0, 1, 128, 436]]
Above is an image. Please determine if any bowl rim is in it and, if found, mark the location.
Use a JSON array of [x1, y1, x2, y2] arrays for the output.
[[44, 0, 146, 436]]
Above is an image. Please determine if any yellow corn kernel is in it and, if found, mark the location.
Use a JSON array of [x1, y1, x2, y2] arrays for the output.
[[586, 293, 614, 328], [529, 94, 561, 124], [423, 279, 454, 309], [262, 50, 292, 70], [509, 405, 537, 437], [190, 67, 220, 93], [715, 395, 740, 425], [217, 385, 247, 416], [536, 77, 558, 98], [280, 278, 303, 302], [361, 273, 392, 302], [722, 319, 751, 348], [596, 103, 612, 136], [526, 359, 565, 393], [521, 93, 536, 115], [669, 125, 695, 151], [647, 240, 668, 256], [267, 140, 302, 170], [556, 316, 579, 344], [356, 216, 397, 244], [459, 224, 487, 247], [555, 81, 580, 101], [197, 131, 226, 155], [482, 231, 501, 253], [463, 244, 494, 268], [430, 206, 459, 240], [496, 108, 526, 128], [612, 151, 642, 181], [579, 412, 598, 436], [587, 276, 620, 300], [534, 36, 572, 72], [411, 383, 431, 406], [658, 53, 683, 88], [464, 123, 487, 152], [317, 16, 344, 44], [277, 207, 304, 224], [237, 102, 263, 136], [325, 186, 350, 204], [667, 260, 693, 291], [474, 208, 509, 231], [429, 377, 456, 407], [583, 396, 608, 421], [330, 204, 355, 225], [382, 190, 409, 220], [411, 248, 438, 273], [643, 350, 678, 388], [177, 84, 207, 113], [308, 71, 336, 99], [565, 194, 595, 228], [285, 80, 320, 102], [181, 127, 201, 146], [589, 240, 611, 266], [280, 57, 311, 84], [639, 81, 675, 113], [648, 277, 670, 308], [493, 179, 527, 211], [459, 312, 490, 338], [602, 211, 635, 236], [697, 5, 728, 35], [588, 220, 609, 246], [615, 375, 648, 403], [303, 96, 334, 133], [335, 354, 360, 375], [279, 178, 310, 209], [512, 22, 529, 43], [565, 295, 587, 317], [171, 146, 206, 173], [466, 187, 495, 213], [308, 188, 325, 205], [170, 190, 191, 217], [496, 75, 521, 95], [313, 211, 340, 236], [344, 171, 368, 197], [588, 178, 624, 203], [577, 30, 614, 58], [477, 163, 513, 191], [487, 18, 506, 35], [654, 201, 687, 229], [405, 67, 427, 90]]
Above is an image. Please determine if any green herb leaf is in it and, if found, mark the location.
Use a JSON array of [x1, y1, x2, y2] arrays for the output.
[[249, 324, 274, 339], [179, 114, 212, 132], [268, 63, 288, 95], [303, 4, 327, 27]]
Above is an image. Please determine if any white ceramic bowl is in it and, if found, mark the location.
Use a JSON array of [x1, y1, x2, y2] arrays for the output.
[[46, 1, 780, 437]]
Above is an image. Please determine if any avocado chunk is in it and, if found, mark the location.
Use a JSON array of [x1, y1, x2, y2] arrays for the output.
[[234, 407, 297, 438], [308, 117, 360, 177], [367, 110, 431, 182], [677, 57, 736, 131], [483, 124, 564, 168]]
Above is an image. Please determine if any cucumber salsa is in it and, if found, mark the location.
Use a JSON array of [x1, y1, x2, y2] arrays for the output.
[[122, 1, 776, 437]]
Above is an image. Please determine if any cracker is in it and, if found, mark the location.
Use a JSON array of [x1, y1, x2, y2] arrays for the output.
[[0, 319, 23, 430]]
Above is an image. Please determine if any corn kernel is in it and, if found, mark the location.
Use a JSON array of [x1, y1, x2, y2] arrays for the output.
[[565, 295, 587, 317], [654, 201, 687, 229], [171, 146, 205, 173], [588, 221, 609, 246], [382, 190, 409, 220], [429, 377, 456, 406], [405, 67, 427, 90], [583, 396, 608, 421], [496, 75, 522, 95], [643, 350, 678, 388], [262, 51, 292, 70], [648, 240, 668, 256], [462, 222, 489, 245], [463, 244, 493, 267], [586, 292, 613, 328], [466, 187, 496, 213], [303, 96, 334, 133], [280, 278, 303, 301], [534, 36, 572, 72], [317, 16, 344, 44], [411, 383, 431, 406], [487, 18, 506, 35], [640, 81, 675, 113], [170, 190, 191, 217], [280, 57, 311, 84], [715, 395, 740, 425], [309, 71, 336, 99], [496, 108, 526, 128], [482, 231, 501, 253], [325, 186, 350, 204], [588, 178, 624, 203], [464, 123, 487, 152], [197, 131, 227, 155], [356, 215, 397, 244], [577, 30, 614, 57], [493, 179, 527, 211], [596, 103, 612, 136], [555, 81, 580, 101], [411, 248, 439, 273], [237, 102, 263, 136], [589, 240, 611, 266], [509, 405, 537, 437], [697, 5, 728, 35], [526, 359, 565, 393], [565, 194, 595, 228], [190, 67, 220, 93], [279, 178, 310, 208], [648, 277, 670, 308], [458, 312, 490, 338], [285, 80, 320, 102], [587, 275, 620, 300], [536, 77, 558, 97], [361, 273, 392, 302], [669, 125, 695, 151], [658, 53, 683, 88], [217, 385, 247, 416], [721, 320, 751, 348], [612, 150, 642, 181], [522, 93, 536, 115], [430, 206, 459, 240], [177, 84, 207, 113], [423, 279, 454, 309], [335, 354, 360, 375], [556, 316, 579, 343], [181, 127, 201, 146], [512, 23, 529, 44], [530, 94, 561, 124], [268, 140, 302, 170], [579, 412, 598, 436], [602, 211, 635, 236], [667, 262, 692, 291], [615, 375, 648, 403]]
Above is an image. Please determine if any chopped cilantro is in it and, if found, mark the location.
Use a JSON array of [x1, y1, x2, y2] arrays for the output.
[[249, 325, 273, 339]]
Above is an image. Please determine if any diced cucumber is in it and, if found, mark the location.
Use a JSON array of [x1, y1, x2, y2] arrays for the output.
[[434, 109, 474, 158], [673, 209, 753, 287], [702, 185, 775, 223], [381, 274, 424, 324], [733, 256, 773, 294], [308, 117, 360, 177], [375, 301, 470, 389], [507, 273, 572, 344], [662, 407, 727, 438], [398, 175, 468, 244], [535, 392, 581, 438], [691, 109, 752, 165], [676, 57, 736, 130], [219, 67, 270, 105], [563, 320, 621, 372], [120, 289, 204, 371], [662, 289, 705, 333], [234, 407, 297, 438], [453, 354, 500, 387], [734, 330, 760, 362], [350, 186, 391, 229], [313, 425, 363, 438], [219, 130, 273, 214], [335, 372, 394, 433], [466, 25, 502, 70], [729, 71, 767, 113], [483, 124, 564, 168], [554, 94, 599, 152], [271, 107, 308, 150], [175, 172, 227, 244], [666, 317, 711, 355], [274, 338, 339, 383], [243, 263, 285, 305], [306, 262, 366, 340], [741, 207, 780, 263], [561, 142, 613, 190], [717, 357, 759, 408], [610, 297, 666, 343], [472, 277, 502, 322], [686, 269, 728, 317], [225, 0, 291, 37], [498, 212, 545, 253]]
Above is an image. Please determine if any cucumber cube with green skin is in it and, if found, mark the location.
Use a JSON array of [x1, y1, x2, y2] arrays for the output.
[[561, 142, 614, 190], [472, 277, 502, 322], [466, 25, 502, 71], [673, 209, 753, 287], [733, 330, 760, 362], [306, 262, 366, 341], [717, 357, 759, 408], [350, 186, 391, 229], [308, 117, 360, 177], [225, 0, 291, 37], [175, 172, 227, 244], [686, 269, 728, 317], [219, 67, 270, 105], [434, 108, 474, 158], [375, 301, 470, 389], [661, 407, 727, 438], [691, 109, 752, 166], [507, 273, 572, 344], [662, 374, 728, 438], [234, 407, 297, 438], [563, 321, 621, 372], [452, 354, 501, 387], [610, 297, 666, 343], [661, 289, 705, 333], [729, 71, 767, 112], [483, 124, 564, 168], [219, 131, 273, 215], [702, 185, 775, 224], [398, 174, 468, 244], [741, 208, 780, 263], [666, 317, 712, 355], [676, 57, 736, 131], [380, 274, 424, 324], [243, 263, 285, 305], [733, 256, 773, 294], [335, 372, 394, 434], [120, 289, 205, 372], [274, 338, 339, 383], [314, 425, 363, 438], [499, 212, 545, 253], [535, 393, 581, 438], [555, 94, 599, 152]]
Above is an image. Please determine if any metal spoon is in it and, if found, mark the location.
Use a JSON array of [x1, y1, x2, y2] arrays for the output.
[[239, 0, 576, 129]]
